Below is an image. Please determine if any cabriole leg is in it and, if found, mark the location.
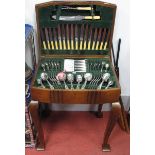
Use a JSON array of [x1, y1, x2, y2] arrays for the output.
[[29, 100, 45, 150], [102, 102, 121, 152]]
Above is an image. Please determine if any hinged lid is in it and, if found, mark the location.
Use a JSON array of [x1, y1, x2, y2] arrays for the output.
[[35, 1, 116, 57]]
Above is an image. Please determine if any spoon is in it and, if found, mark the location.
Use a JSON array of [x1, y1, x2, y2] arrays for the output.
[[97, 73, 110, 90], [37, 78, 45, 88], [81, 73, 92, 89], [56, 72, 69, 89], [76, 75, 82, 89], [67, 73, 74, 89], [41, 64, 46, 72], [45, 63, 49, 71], [105, 63, 109, 72], [101, 61, 105, 72], [41, 73, 54, 89], [105, 80, 114, 89]]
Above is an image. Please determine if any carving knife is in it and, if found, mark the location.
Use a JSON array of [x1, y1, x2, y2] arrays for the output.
[[61, 6, 93, 10], [52, 15, 100, 21]]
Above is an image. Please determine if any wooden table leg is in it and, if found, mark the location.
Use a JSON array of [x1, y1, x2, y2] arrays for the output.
[[102, 102, 121, 152], [118, 97, 130, 133], [96, 104, 103, 118], [29, 100, 45, 150]]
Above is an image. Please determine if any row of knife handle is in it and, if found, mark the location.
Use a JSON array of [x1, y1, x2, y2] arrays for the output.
[[40, 24, 111, 51]]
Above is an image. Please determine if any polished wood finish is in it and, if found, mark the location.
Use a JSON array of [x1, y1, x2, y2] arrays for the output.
[[102, 102, 123, 151], [30, 1, 124, 152], [29, 101, 45, 150]]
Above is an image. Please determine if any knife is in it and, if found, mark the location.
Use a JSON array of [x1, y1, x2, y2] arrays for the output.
[[58, 24, 62, 50], [49, 28, 54, 50], [45, 27, 50, 50], [92, 28, 98, 50], [52, 15, 100, 21], [104, 29, 111, 50], [96, 28, 102, 50], [62, 24, 66, 50], [61, 6, 93, 11], [40, 28, 47, 50]]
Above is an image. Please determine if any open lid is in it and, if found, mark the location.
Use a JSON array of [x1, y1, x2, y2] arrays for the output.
[[35, 1, 116, 57]]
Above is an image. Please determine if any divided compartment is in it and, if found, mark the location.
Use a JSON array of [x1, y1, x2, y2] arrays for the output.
[[34, 57, 117, 90], [39, 23, 112, 55], [50, 5, 101, 21]]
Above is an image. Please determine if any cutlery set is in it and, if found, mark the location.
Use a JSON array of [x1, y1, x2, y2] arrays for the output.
[[36, 59, 114, 90], [40, 24, 110, 51]]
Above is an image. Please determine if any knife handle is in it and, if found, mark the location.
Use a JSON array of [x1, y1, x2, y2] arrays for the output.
[[88, 40, 91, 50], [83, 41, 87, 50], [55, 41, 58, 50], [51, 41, 54, 50], [84, 16, 100, 20], [63, 40, 66, 50], [104, 42, 107, 50], [71, 40, 74, 50], [96, 41, 99, 50], [99, 42, 104, 50], [67, 40, 70, 50], [77, 7, 92, 10], [76, 40, 78, 50], [80, 40, 83, 50], [47, 41, 51, 49], [92, 41, 95, 50], [59, 40, 62, 50], [43, 41, 47, 50]]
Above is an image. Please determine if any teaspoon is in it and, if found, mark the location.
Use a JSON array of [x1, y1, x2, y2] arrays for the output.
[[97, 73, 110, 90], [41, 73, 54, 89], [81, 73, 92, 89]]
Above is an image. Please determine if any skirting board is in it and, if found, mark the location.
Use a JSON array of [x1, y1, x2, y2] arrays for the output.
[[47, 96, 130, 112]]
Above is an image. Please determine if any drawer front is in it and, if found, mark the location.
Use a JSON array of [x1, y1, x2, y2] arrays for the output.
[[31, 88, 51, 103]]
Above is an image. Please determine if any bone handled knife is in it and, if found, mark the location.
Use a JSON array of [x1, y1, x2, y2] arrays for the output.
[[80, 24, 84, 50], [45, 27, 50, 50], [83, 24, 88, 50], [53, 27, 58, 50], [66, 24, 70, 50], [58, 24, 62, 50], [99, 28, 106, 50], [62, 24, 66, 50], [49, 28, 54, 50], [92, 28, 98, 50], [40, 28, 47, 50], [75, 24, 78, 50], [96, 28, 102, 50], [88, 26, 92, 50], [104, 29, 111, 50], [71, 24, 74, 50]]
